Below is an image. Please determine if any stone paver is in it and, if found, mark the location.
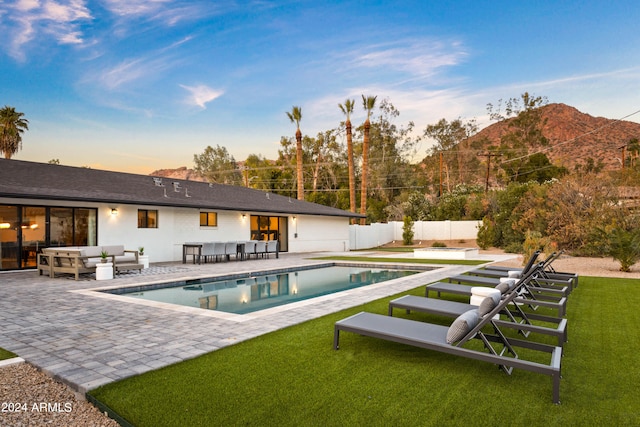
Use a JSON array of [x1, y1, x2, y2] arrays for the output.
[[0, 252, 513, 393]]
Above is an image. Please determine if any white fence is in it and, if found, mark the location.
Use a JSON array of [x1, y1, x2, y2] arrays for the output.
[[349, 220, 481, 250]]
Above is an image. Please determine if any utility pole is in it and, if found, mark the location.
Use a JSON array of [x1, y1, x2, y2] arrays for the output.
[[619, 144, 627, 169], [478, 152, 501, 192], [439, 152, 443, 196]]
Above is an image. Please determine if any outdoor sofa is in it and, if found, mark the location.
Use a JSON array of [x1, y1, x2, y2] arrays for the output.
[[37, 245, 142, 280]]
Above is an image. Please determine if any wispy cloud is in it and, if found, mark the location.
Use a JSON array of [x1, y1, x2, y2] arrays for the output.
[[342, 38, 468, 82], [180, 84, 224, 109], [1, 0, 92, 61], [89, 35, 193, 91], [102, 0, 229, 26]]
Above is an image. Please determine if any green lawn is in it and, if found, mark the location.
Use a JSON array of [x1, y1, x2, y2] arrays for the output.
[[0, 348, 17, 360], [90, 276, 640, 426]]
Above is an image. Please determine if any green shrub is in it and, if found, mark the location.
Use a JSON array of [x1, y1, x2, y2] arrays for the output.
[[503, 242, 523, 254], [431, 241, 447, 248], [596, 226, 640, 272], [476, 217, 495, 249], [402, 216, 414, 246]]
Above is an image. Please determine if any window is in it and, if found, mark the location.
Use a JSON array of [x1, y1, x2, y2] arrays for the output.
[[200, 212, 218, 227], [138, 209, 158, 228]]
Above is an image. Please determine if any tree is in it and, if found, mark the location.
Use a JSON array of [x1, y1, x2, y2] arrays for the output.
[[424, 117, 478, 190], [243, 154, 279, 191], [0, 106, 29, 159], [402, 216, 414, 245], [360, 95, 377, 224], [193, 145, 243, 185], [339, 99, 357, 218], [594, 207, 640, 272], [514, 152, 568, 183], [286, 106, 304, 200], [487, 92, 549, 183]]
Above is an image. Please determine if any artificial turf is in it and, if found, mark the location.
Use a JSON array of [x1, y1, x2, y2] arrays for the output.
[[0, 348, 17, 360], [89, 276, 640, 426]]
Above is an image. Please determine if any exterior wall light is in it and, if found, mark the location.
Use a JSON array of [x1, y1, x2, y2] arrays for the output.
[[111, 208, 118, 216]]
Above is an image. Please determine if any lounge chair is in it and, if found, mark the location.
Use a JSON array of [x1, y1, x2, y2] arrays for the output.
[[426, 264, 569, 317], [446, 264, 573, 296], [334, 286, 563, 404], [388, 290, 568, 347], [471, 251, 579, 288], [470, 250, 540, 279]]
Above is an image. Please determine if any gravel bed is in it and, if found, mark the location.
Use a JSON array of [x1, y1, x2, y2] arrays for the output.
[[0, 362, 118, 427]]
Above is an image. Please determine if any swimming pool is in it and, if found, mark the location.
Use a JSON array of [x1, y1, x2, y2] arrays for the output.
[[109, 265, 422, 315]]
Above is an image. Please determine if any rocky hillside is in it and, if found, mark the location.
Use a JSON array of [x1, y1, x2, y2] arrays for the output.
[[149, 166, 205, 181], [467, 103, 640, 171]]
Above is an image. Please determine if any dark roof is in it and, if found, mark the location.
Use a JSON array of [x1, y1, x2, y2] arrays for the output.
[[0, 159, 364, 218]]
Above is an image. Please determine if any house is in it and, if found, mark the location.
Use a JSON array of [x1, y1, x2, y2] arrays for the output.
[[0, 159, 363, 271]]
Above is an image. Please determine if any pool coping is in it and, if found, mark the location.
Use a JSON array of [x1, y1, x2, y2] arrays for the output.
[[71, 261, 439, 322]]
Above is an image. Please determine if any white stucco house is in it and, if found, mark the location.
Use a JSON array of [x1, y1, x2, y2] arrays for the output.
[[0, 159, 363, 271]]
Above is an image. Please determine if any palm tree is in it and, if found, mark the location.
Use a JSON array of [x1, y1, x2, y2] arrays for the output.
[[286, 106, 304, 200], [339, 99, 356, 220], [0, 106, 29, 159], [360, 95, 377, 225]]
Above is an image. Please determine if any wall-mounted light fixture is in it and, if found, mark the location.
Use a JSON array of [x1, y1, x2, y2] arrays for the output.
[[0, 222, 10, 229], [111, 208, 118, 216], [292, 216, 297, 221], [241, 213, 247, 220]]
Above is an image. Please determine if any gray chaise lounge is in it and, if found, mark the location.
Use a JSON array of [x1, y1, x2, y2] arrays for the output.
[[388, 293, 568, 346], [425, 263, 569, 317], [334, 286, 563, 404]]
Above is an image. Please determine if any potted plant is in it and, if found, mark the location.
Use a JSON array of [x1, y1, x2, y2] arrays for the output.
[[100, 250, 109, 263], [138, 246, 149, 269]]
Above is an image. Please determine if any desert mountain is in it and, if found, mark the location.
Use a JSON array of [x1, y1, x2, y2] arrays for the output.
[[467, 103, 640, 171], [149, 166, 205, 182]]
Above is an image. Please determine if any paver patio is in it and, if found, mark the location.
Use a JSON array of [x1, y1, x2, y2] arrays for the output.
[[0, 252, 512, 393]]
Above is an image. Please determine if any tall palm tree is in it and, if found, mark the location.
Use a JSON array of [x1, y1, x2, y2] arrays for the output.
[[286, 106, 304, 200], [360, 95, 377, 225], [0, 106, 29, 159], [339, 99, 356, 219]]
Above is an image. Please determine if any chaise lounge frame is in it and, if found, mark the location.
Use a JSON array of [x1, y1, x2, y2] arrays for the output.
[[334, 290, 563, 404]]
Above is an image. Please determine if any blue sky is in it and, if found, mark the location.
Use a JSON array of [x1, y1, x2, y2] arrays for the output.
[[2, 0, 640, 174]]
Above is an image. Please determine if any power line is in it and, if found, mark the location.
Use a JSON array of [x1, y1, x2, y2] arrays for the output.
[[501, 107, 640, 165]]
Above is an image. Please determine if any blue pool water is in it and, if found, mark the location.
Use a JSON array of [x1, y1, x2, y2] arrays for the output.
[[114, 265, 422, 314]]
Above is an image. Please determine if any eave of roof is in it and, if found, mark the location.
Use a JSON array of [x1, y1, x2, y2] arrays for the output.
[[0, 159, 364, 218]]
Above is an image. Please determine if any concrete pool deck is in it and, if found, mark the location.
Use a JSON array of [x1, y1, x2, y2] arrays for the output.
[[0, 251, 515, 394]]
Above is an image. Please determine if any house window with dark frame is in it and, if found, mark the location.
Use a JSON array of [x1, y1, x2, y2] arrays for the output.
[[200, 212, 218, 227], [138, 209, 158, 228]]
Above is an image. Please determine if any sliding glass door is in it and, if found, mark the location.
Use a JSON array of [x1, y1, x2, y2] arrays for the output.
[[0, 205, 97, 271], [250, 215, 288, 252]]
